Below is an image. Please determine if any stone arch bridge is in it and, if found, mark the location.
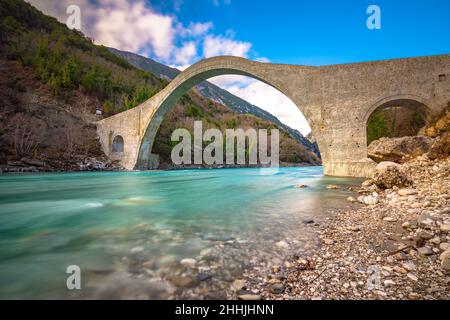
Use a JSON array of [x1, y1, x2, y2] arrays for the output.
[[96, 54, 450, 177]]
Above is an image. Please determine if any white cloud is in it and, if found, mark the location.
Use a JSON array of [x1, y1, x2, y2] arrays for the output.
[[208, 75, 254, 88], [29, 0, 176, 60], [212, 0, 232, 6], [27, 0, 89, 22], [212, 76, 311, 135], [169, 64, 191, 71], [174, 42, 197, 65], [191, 22, 213, 36], [173, 0, 183, 12], [27, 0, 309, 134], [255, 57, 270, 63], [179, 21, 213, 37], [203, 34, 252, 58], [90, 0, 175, 60]]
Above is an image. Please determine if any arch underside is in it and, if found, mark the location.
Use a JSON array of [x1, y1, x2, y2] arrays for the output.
[[135, 65, 316, 169], [363, 94, 432, 125], [364, 97, 432, 142]]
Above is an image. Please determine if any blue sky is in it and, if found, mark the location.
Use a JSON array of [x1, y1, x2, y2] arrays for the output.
[[29, 0, 450, 134], [155, 0, 450, 65]]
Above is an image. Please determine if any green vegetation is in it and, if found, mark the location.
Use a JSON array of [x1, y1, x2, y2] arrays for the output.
[[184, 105, 203, 118], [0, 0, 321, 167], [225, 118, 239, 129], [367, 113, 390, 145], [0, 0, 163, 114], [367, 107, 427, 145]]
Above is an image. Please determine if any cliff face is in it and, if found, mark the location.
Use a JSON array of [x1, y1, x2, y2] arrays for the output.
[[0, 0, 321, 172]]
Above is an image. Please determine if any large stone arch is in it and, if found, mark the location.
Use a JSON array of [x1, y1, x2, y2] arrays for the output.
[[96, 54, 450, 177], [135, 56, 320, 169]]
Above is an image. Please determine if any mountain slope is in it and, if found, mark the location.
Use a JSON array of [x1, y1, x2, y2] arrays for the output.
[[109, 48, 320, 156], [0, 0, 321, 171]]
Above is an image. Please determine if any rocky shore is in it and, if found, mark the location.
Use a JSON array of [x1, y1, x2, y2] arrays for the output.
[[241, 157, 449, 300], [44, 152, 447, 300], [0, 156, 123, 173]]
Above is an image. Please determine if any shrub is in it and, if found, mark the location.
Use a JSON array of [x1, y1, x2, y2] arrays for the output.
[[367, 113, 389, 145], [184, 105, 203, 118]]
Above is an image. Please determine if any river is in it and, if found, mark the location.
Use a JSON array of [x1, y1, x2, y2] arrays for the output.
[[0, 167, 360, 299]]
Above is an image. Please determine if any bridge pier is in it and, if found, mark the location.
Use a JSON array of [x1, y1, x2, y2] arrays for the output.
[[324, 160, 376, 178]]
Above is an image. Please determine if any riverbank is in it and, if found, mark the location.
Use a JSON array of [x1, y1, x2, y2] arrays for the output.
[[0, 158, 315, 174], [240, 157, 449, 300], [1, 155, 447, 300]]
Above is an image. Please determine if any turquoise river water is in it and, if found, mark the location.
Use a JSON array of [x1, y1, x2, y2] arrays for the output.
[[0, 167, 360, 299]]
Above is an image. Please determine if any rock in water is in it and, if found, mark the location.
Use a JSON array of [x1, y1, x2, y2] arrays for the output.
[[302, 218, 314, 224], [130, 246, 144, 254], [368, 136, 434, 163], [180, 258, 197, 268], [168, 275, 199, 288], [275, 240, 289, 249]]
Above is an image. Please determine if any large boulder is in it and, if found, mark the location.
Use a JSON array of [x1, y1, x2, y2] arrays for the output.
[[427, 132, 450, 159], [372, 161, 412, 189], [425, 111, 450, 138], [368, 136, 434, 163]]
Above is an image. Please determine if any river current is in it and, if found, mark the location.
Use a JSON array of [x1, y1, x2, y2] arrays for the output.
[[0, 167, 360, 299]]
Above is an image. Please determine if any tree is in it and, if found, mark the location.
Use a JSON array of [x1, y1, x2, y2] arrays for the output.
[[367, 113, 389, 144], [81, 66, 99, 92], [134, 86, 153, 105], [61, 57, 80, 88], [47, 73, 61, 95], [124, 95, 132, 110], [103, 100, 115, 114]]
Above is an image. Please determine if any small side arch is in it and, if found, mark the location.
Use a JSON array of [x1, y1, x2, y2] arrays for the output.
[[363, 94, 431, 125], [112, 135, 124, 153], [364, 94, 432, 147]]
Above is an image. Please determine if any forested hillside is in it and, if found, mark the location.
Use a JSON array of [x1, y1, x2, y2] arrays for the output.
[[0, 0, 320, 171]]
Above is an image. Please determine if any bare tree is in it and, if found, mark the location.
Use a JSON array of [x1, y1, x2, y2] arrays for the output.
[[9, 114, 42, 157]]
